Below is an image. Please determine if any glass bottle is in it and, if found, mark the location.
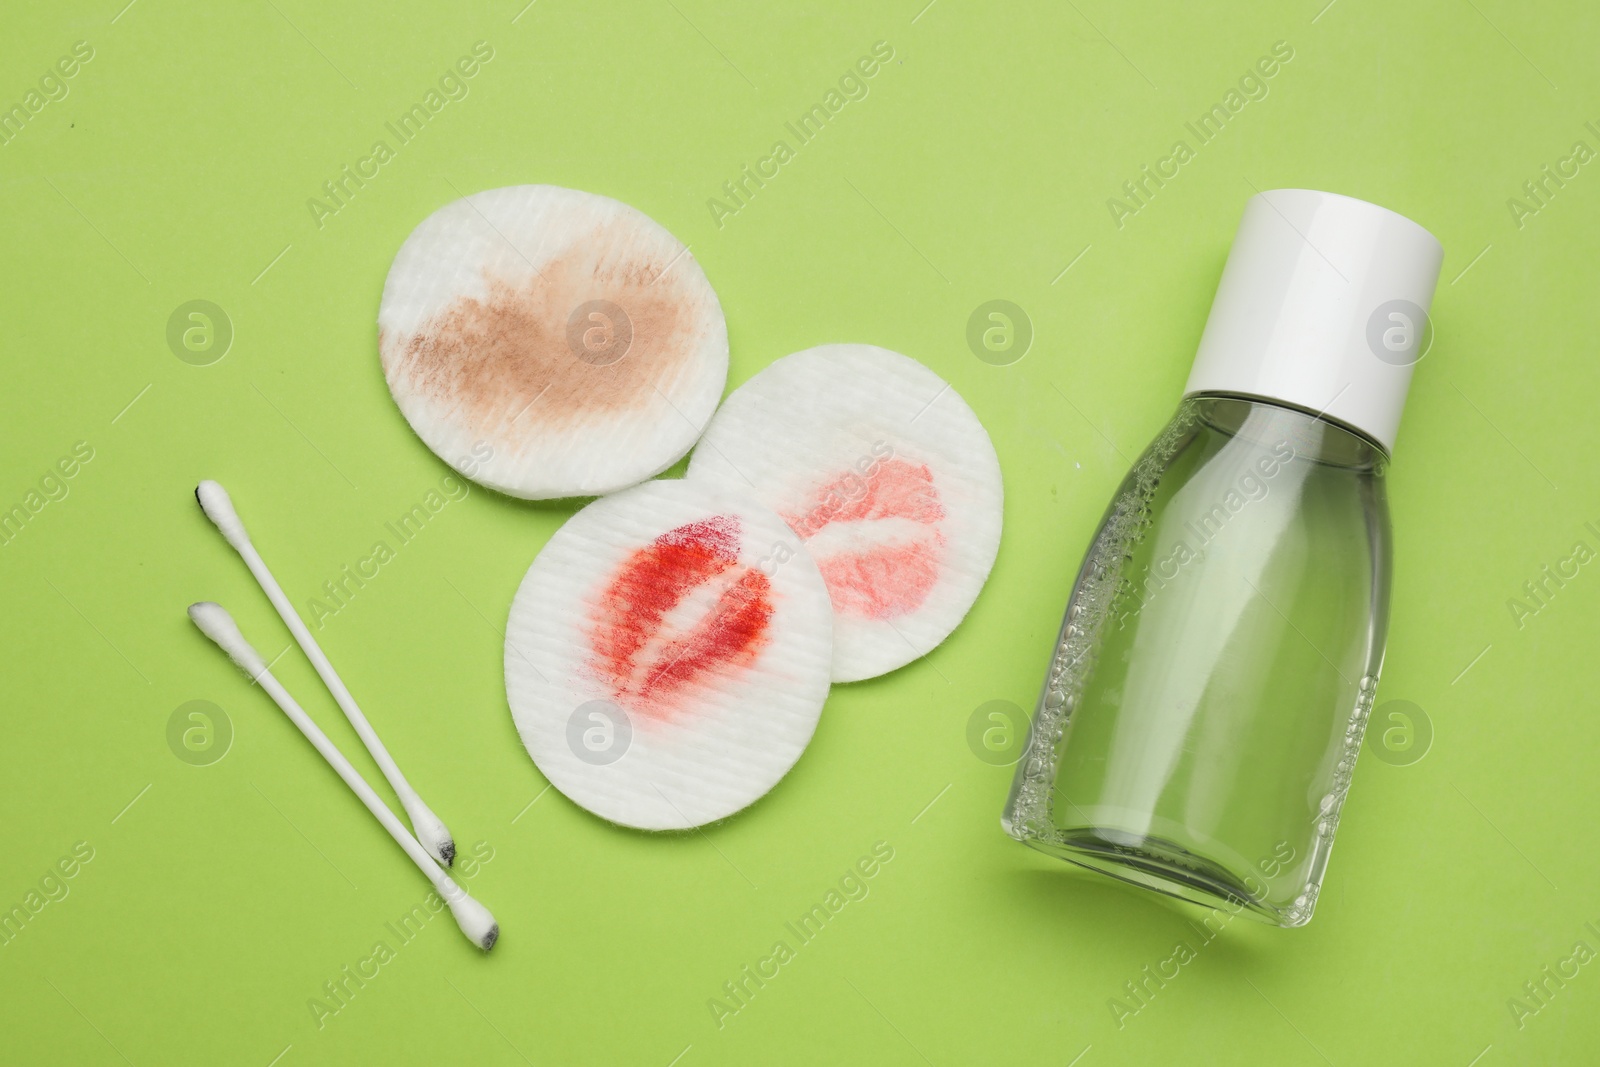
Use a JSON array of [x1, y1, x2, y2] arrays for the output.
[[1003, 190, 1443, 927]]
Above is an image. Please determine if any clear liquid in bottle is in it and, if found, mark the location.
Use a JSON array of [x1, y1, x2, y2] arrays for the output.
[[1002, 189, 1443, 927]]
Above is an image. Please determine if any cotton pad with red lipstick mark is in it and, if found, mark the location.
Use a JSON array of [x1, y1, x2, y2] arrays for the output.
[[687, 344, 1002, 682], [378, 185, 728, 499], [504, 479, 833, 830]]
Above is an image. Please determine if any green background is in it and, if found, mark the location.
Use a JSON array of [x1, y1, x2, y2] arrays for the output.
[[2, 0, 1596, 1063]]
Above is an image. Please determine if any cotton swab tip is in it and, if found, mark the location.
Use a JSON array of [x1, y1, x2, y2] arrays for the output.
[[446, 892, 499, 952], [195, 480, 251, 549], [188, 601, 267, 679], [403, 799, 456, 867]]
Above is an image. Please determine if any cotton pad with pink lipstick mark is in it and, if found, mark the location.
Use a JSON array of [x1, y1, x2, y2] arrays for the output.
[[687, 344, 1003, 682], [504, 479, 833, 830]]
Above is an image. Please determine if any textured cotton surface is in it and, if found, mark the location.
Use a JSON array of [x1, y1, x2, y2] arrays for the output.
[[379, 185, 728, 499], [687, 344, 1003, 681], [505, 479, 833, 830]]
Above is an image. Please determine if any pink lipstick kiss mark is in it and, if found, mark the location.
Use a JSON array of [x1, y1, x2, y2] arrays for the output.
[[782, 457, 946, 620], [588, 516, 774, 721]]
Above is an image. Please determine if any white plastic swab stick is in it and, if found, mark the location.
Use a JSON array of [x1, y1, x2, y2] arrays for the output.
[[188, 601, 498, 952], [195, 479, 456, 867]]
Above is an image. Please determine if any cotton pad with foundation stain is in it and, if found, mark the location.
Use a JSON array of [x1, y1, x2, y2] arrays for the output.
[[379, 185, 728, 499], [686, 344, 1002, 682], [505, 479, 834, 830]]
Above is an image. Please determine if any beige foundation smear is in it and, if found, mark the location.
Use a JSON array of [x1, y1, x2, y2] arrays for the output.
[[378, 185, 728, 499]]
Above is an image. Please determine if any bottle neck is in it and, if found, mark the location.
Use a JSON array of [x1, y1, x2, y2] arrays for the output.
[[1185, 393, 1389, 473]]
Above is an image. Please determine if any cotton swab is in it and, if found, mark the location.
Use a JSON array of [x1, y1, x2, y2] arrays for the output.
[[195, 479, 456, 867], [188, 601, 498, 951]]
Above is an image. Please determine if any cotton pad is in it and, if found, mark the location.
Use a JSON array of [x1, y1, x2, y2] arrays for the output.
[[687, 344, 1002, 682], [505, 479, 834, 830], [378, 185, 728, 499]]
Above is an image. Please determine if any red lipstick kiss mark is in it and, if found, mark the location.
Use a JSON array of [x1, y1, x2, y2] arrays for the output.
[[782, 457, 945, 621], [588, 516, 774, 721]]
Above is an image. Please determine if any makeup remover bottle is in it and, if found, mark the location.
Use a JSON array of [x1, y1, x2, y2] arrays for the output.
[[1003, 190, 1443, 926]]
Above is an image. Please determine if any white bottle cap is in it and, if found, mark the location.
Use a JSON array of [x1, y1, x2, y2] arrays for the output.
[[1184, 189, 1443, 454]]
